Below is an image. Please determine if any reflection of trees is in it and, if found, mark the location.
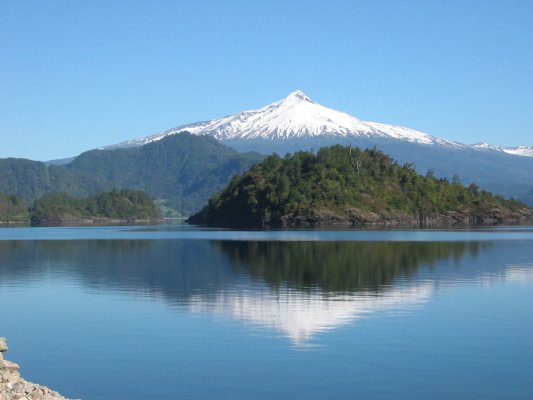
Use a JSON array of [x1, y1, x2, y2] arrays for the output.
[[0, 240, 236, 300], [0, 239, 494, 299], [214, 241, 485, 293]]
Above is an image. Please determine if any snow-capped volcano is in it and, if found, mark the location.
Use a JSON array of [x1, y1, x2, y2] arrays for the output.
[[106, 90, 464, 149], [73, 90, 533, 205]]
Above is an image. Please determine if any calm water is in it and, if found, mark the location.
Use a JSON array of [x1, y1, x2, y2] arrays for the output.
[[1, 224, 532, 399]]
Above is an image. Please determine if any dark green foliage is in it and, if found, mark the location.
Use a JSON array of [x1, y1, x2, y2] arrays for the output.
[[216, 241, 484, 293], [0, 239, 486, 299], [86, 189, 161, 220], [227, 137, 533, 207], [0, 158, 111, 201], [190, 145, 530, 227], [31, 189, 161, 224], [0, 193, 30, 222], [63, 133, 263, 214], [0, 133, 264, 215]]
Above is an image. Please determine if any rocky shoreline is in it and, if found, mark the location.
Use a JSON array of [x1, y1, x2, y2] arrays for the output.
[[0, 338, 67, 400], [1, 218, 164, 227], [274, 206, 533, 228], [30, 217, 163, 227]]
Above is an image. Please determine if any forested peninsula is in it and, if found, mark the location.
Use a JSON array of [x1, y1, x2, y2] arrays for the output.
[[0, 189, 162, 226], [189, 145, 533, 228]]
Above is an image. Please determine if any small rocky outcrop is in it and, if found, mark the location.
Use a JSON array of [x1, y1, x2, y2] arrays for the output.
[[0, 338, 67, 400]]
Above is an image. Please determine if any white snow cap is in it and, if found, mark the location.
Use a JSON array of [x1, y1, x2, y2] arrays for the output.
[[108, 90, 462, 148], [104, 91, 530, 156]]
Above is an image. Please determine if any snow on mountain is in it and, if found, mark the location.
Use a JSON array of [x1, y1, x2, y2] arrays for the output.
[[472, 143, 533, 158], [104, 91, 466, 150], [104, 91, 532, 158]]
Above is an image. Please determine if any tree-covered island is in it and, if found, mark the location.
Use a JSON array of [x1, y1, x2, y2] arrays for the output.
[[0, 189, 162, 225], [189, 145, 533, 228]]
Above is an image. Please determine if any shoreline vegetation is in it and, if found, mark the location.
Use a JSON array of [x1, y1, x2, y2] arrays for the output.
[[0, 189, 162, 226], [189, 145, 533, 228]]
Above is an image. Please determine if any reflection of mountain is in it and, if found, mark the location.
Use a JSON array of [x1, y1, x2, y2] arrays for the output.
[[503, 267, 533, 284], [1, 238, 530, 343], [202, 241, 484, 343], [189, 284, 433, 345]]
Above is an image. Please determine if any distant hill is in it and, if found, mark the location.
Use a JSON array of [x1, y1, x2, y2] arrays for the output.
[[0, 133, 264, 215], [0, 158, 99, 201], [189, 145, 532, 228]]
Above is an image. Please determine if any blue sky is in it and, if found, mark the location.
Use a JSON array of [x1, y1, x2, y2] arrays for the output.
[[1, 0, 532, 161]]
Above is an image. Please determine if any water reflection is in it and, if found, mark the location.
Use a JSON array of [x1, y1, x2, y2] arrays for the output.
[[188, 284, 433, 345], [214, 241, 485, 292], [0, 240, 235, 299], [202, 241, 482, 344], [0, 239, 529, 343], [503, 267, 533, 284]]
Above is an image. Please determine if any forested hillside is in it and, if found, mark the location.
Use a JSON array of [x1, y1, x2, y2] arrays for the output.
[[0, 133, 264, 215], [189, 145, 532, 227]]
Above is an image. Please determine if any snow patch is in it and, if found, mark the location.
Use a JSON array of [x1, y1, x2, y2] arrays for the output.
[[472, 143, 533, 158]]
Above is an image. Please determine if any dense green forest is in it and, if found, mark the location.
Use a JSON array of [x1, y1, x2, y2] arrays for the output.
[[0, 193, 30, 223], [31, 189, 161, 225], [189, 145, 532, 227], [0, 158, 101, 201], [0, 133, 264, 215], [0, 189, 161, 225]]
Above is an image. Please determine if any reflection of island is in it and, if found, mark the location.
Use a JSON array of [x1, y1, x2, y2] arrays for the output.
[[200, 241, 477, 344], [214, 241, 484, 292], [1, 238, 530, 343]]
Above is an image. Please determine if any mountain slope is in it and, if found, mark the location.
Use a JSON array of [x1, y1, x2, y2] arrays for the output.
[[64, 133, 264, 214], [0, 158, 105, 201]]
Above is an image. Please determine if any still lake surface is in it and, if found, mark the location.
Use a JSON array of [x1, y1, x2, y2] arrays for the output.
[[1, 223, 532, 399]]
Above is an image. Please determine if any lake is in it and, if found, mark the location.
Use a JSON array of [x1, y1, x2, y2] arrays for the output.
[[1, 224, 532, 399]]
